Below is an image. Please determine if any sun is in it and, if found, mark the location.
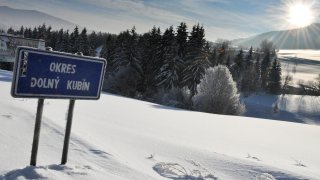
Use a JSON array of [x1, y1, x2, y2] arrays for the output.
[[287, 2, 315, 28]]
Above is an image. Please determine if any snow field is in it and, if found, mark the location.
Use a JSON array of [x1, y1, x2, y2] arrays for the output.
[[1, 70, 320, 179]]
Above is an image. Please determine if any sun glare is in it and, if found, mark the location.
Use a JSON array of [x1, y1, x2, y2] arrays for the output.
[[287, 3, 314, 27]]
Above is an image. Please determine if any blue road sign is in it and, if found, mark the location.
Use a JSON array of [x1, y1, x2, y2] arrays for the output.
[[11, 47, 107, 99]]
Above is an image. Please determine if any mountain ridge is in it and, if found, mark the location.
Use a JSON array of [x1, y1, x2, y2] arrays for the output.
[[0, 6, 78, 31], [232, 23, 320, 49]]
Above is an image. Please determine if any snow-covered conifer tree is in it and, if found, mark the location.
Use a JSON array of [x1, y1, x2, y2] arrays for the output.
[[155, 26, 181, 89], [109, 27, 142, 96], [176, 22, 188, 60], [176, 22, 188, 87], [101, 34, 117, 77], [181, 24, 209, 96]]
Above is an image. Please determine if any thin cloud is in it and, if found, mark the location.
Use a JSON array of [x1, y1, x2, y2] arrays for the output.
[[1, 0, 319, 40]]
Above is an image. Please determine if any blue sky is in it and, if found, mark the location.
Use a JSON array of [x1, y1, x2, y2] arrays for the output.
[[1, 0, 320, 41]]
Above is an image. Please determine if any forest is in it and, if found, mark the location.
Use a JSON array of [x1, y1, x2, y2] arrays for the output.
[[3, 23, 282, 115]]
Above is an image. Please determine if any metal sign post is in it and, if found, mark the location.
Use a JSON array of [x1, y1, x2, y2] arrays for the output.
[[11, 46, 107, 166], [61, 99, 75, 165], [30, 98, 44, 166]]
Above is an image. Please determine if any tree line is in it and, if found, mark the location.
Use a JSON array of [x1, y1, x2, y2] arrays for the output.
[[6, 24, 106, 56], [4, 23, 282, 114]]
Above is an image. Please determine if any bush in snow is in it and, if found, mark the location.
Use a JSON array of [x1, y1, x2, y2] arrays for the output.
[[103, 66, 141, 97], [193, 65, 245, 115], [151, 87, 192, 109]]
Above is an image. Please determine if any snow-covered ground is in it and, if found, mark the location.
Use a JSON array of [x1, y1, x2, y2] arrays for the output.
[[278, 50, 320, 62], [1, 69, 320, 180], [244, 94, 320, 125], [278, 50, 320, 84]]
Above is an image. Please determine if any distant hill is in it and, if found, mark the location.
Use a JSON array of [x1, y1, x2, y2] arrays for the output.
[[232, 23, 320, 49], [0, 6, 78, 30]]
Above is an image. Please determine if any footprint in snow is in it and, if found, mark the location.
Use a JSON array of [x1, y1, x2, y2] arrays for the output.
[[256, 173, 276, 180], [89, 149, 111, 159], [153, 162, 218, 180], [146, 153, 155, 159], [246, 154, 261, 161], [1, 114, 12, 119], [292, 158, 307, 167]]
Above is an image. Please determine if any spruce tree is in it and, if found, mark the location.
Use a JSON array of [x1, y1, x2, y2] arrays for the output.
[[143, 26, 162, 93], [241, 47, 256, 94], [182, 24, 209, 96], [231, 49, 244, 83], [101, 34, 117, 77], [114, 27, 142, 75], [137, 33, 150, 92], [261, 51, 271, 89], [45, 25, 52, 47], [19, 26, 24, 35], [176, 22, 188, 60], [208, 46, 217, 67], [62, 30, 70, 53], [254, 55, 262, 90], [155, 26, 181, 89], [176, 22, 188, 87], [24, 28, 32, 38], [235, 49, 244, 68], [70, 26, 80, 53], [88, 31, 98, 56], [267, 57, 282, 94], [260, 40, 276, 90], [113, 30, 130, 68], [32, 27, 38, 38], [126, 27, 142, 74], [241, 65, 257, 94], [7, 27, 15, 34], [49, 31, 57, 49], [79, 28, 90, 55], [55, 29, 64, 51], [23, 28, 28, 37], [108, 27, 142, 97], [37, 24, 46, 39], [246, 46, 253, 66]]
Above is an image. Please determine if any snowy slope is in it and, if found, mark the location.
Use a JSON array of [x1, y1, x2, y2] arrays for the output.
[[1, 69, 320, 180]]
